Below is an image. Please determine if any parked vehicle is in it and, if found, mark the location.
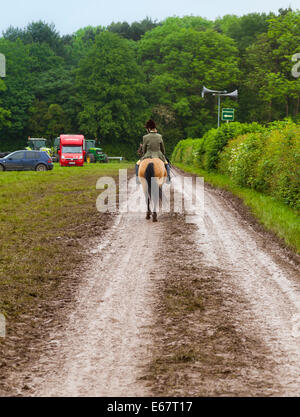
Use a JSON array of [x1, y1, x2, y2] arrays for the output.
[[58, 135, 85, 167], [86, 146, 108, 163], [52, 137, 61, 162], [85, 139, 108, 163], [0, 152, 10, 158], [0, 150, 54, 171], [26, 138, 52, 156]]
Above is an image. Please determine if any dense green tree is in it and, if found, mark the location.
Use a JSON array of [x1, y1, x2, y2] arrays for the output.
[[107, 21, 132, 39], [0, 39, 35, 146], [0, 34, 75, 148], [242, 10, 300, 121], [0, 80, 11, 131], [76, 31, 148, 148], [139, 20, 240, 139], [130, 18, 159, 40], [1, 11, 300, 153], [46, 104, 71, 138], [27, 99, 49, 137], [28, 101, 71, 139], [215, 13, 269, 53], [108, 17, 159, 41], [3, 21, 65, 57], [66, 26, 105, 64], [2, 26, 24, 42], [32, 61, 79, 130]]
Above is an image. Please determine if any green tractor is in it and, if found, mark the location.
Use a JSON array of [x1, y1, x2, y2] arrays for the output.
[[26, 138, 52, 157], [85, 140, 108, 163], [51, 137, 60, 162]]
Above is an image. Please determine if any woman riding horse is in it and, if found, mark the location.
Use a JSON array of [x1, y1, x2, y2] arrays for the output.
[[135, 120, 171, 184], [136, 120, 171, 222]]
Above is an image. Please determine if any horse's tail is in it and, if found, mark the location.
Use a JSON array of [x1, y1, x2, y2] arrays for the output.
[[145, 162, 155, 199], [142, 159, 163, 217], [145, 162, 159, 208]]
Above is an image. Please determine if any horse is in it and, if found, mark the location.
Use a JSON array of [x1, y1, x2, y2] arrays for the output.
[[138, 158, 167, 222]]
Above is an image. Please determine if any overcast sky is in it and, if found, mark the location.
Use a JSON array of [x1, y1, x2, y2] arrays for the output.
[[0, 0, 299, 35]]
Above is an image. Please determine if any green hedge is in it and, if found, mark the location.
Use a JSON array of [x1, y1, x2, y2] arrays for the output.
[[172, 138, 204, 165], [198, 122, 264, 171], [102, 142, 138, 161], [172, 121, 300, 211]]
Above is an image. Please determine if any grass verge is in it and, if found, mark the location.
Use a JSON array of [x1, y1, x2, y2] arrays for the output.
[[0, 162, 134, 322], [174, 162, 300, 254]]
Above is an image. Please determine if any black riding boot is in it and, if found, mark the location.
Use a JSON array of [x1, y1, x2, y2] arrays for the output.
[[166, 164, 171, 184], [136, 164, 140, 184]]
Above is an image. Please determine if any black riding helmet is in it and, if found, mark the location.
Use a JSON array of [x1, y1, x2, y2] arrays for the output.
[[145, 119, 156, 130]]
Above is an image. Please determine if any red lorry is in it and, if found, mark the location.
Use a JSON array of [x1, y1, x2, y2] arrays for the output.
[[58, 135, 85, 167]]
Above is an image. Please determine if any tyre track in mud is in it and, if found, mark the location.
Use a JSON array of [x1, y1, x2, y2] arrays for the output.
[[161, 170, 300, 396], [15, 182, 163, 397]]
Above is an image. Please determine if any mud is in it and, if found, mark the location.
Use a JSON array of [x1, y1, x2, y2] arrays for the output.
[[0, 182, 163, 396], [151, 171, 300, 396], [0, 169, 299, 397]]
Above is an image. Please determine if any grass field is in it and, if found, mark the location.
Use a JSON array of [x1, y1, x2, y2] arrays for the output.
[[0, 162, 134, 322], [174, 162, 300, 254]]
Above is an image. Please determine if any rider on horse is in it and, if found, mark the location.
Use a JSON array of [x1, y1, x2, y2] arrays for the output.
[[136, 120, 171, 184]]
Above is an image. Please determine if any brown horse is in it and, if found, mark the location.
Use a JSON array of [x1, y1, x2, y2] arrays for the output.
[[138, 158, 167, 222]]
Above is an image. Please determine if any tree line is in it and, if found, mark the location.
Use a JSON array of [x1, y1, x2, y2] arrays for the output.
[[0, 9, 299, 159]]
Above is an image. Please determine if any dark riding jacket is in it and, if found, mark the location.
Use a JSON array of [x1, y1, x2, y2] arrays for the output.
[[141, 131, 167, 162]]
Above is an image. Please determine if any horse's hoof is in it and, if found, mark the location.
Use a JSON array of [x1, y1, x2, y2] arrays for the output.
[[146, 212, 151, 220], [152, 213, 157, 222]]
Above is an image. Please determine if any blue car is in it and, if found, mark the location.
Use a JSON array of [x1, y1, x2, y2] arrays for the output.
[[0, 150, 54, 172]]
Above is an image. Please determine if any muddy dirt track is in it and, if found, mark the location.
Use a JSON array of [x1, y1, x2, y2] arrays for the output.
[[1, 169, 300, 397]]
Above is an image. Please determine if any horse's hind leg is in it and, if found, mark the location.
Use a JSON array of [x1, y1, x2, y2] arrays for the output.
[[152, 181, 159, 222], [152, 196, 157, 222], [146, 197, 151, 220]]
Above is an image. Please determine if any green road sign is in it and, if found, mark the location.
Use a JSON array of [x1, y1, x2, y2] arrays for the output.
[[222, 108, 234, 121]]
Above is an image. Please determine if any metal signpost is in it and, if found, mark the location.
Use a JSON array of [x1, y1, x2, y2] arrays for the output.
[[222, 108, 235, 122], [202, 86, 238, 128]]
